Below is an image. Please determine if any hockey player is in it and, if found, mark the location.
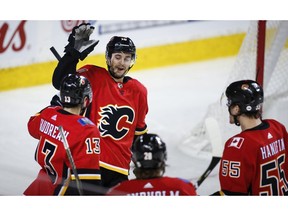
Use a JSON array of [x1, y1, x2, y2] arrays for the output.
[[106, 133, 198, 196], [51, 23, 148, 190], [215, 79, 288, 195], [24, 74, 102, 195]]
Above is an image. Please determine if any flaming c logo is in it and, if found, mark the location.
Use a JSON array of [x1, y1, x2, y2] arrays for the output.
[[98, 105, 135, 140]]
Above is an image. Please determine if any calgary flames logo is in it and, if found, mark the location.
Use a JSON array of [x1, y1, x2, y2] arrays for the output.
[[98, 105, 135, 140]]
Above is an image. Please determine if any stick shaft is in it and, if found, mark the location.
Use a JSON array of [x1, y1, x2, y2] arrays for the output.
[[50, 46, 61, 61], [59, 125, 83, 195], [196, 156, 221, 188], [194, 117, 223, 189]]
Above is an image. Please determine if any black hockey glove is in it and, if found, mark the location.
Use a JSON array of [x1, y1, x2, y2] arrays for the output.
[[64, 23, 99, 61], [50, 93, 63, 107]]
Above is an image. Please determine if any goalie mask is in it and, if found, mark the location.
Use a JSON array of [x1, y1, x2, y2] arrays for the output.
[[132, 133, 167, 169], [225, 79, 264, 113], [60, 74, 92, 109], [105, 36, 136, 73]]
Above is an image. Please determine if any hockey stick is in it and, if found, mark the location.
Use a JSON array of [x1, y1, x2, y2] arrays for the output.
[[195, 117, 223, 189], [50, 46, 61, 61], [58, 125, 84, 195]]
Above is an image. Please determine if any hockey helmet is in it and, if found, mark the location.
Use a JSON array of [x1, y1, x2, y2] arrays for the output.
[[105, 36, 136, 68], [225, 79, 264, 113], [60, 74, 92, 108], [132, 133, 167, 169]]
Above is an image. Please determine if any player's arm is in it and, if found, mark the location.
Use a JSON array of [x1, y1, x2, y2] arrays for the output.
[[27, 107, 49, 139], [134, 81, 148, 136], [27, 113, 41, 139], [68, 126, 103, 195], [52, 23, 99, 90], [52, 53, 79, 90]]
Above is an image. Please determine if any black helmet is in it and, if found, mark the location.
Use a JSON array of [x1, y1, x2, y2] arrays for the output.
[[225, 79, 264, 113], [105, 36, 136, 68], [60, 74, 92, 108], [132, 133, 167, 169]]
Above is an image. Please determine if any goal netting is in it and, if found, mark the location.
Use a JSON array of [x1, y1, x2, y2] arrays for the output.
[[180, 20, 288, 159]]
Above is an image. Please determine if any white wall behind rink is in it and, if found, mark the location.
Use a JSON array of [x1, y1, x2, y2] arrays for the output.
[[0, 20, 249, 69]]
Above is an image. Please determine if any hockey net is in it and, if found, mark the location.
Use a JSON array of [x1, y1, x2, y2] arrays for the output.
[[180, 20, 288, 159]]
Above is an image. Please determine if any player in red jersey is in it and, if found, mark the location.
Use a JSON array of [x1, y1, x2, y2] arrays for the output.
[[215, 80, 288, 195], [106, 133, 198, 196], [51, 23, 148, 190], [24, 74, 102, 195]]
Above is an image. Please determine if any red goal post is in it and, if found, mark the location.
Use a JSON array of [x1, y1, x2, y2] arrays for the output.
[[256, 20, 266, 87], [180, 20, 288, 158]]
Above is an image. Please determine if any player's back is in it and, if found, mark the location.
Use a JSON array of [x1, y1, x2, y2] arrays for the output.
[[220, 119, 288, 195], [106, 176, 197, 196], [26, 106, 101, 195]]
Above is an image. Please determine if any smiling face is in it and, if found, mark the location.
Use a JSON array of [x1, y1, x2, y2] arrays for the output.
[[107, 52, 134, 82]]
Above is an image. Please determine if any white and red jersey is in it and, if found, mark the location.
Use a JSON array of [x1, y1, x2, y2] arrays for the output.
[[106, 176, 197, 196], [77, 65, 148, 175], [219, 119, 288, 195], [24, 106, 101, 195]]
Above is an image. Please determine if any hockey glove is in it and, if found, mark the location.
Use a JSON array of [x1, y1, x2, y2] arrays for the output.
[[64, 23, 99, 60], [50, 93, 63, 107]]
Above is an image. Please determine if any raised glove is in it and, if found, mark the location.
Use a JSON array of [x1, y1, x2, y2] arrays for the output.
[[64, 23, 99, 60]]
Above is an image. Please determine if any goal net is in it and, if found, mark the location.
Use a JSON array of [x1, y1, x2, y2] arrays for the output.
[[180, 20, 288, 159]]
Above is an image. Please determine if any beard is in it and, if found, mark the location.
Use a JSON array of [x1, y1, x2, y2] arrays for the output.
[[109, 67, 128, 80]]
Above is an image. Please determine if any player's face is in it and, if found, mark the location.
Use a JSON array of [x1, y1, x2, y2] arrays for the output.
[[109, 52, 133, 81]]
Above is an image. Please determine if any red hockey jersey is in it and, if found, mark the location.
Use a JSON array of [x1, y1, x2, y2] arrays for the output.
[[24, 106, 101, 195], [219, 119, 288, 195], [77, 65, 148, 175], [106, 176, 197, 196]]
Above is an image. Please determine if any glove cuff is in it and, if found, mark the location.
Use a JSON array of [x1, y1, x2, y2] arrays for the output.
[[50, 94, 63, 107], [64, 45, 82, 60]]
